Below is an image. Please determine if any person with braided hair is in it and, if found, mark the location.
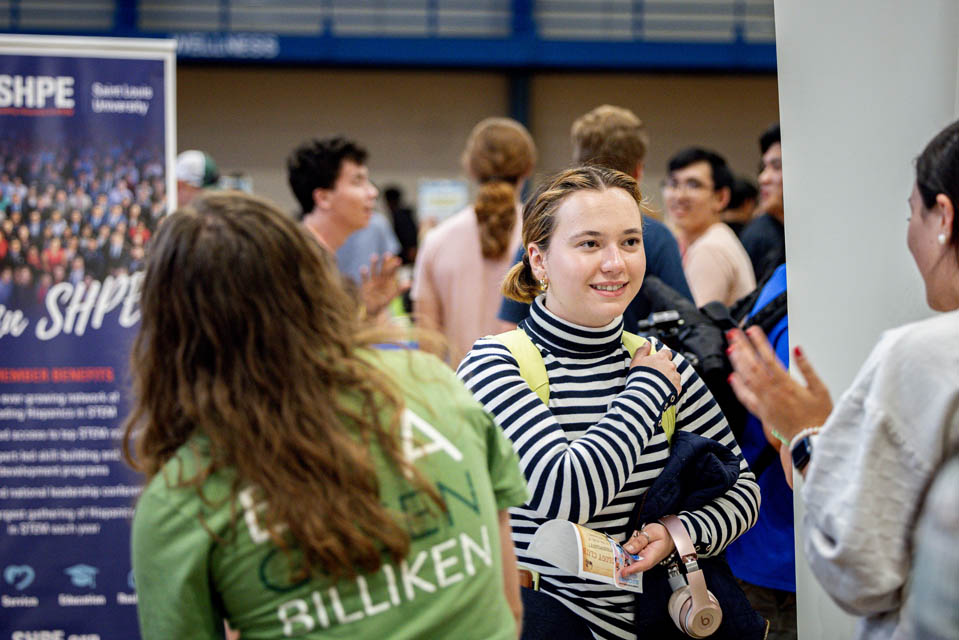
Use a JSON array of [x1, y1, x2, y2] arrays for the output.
[[412, 117, 536, 365]]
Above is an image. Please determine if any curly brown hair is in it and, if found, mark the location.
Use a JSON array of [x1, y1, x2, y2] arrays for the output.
[[123, 191, 440, 581]]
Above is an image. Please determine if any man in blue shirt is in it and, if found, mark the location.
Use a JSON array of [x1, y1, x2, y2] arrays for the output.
[[496, 105, 691, 330], [725, 263, 794, 639], [336, 212, 401, 285], [725, 129, 794, 640]]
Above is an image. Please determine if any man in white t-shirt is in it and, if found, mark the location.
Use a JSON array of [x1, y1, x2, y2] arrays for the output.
[[662, 147, 756, 306]]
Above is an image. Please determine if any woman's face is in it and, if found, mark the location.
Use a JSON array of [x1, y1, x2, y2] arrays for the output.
[[530, 188, 646, 327], [907, 182, 957, 311]]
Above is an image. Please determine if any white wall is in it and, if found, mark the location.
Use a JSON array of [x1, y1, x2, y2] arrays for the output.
[[176, 67, 779, 215], [176, 68, 510, 214], [773, 0, 959, 637]]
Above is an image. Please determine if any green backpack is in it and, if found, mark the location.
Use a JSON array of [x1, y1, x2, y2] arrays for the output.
[[493, 329, 677, 442]]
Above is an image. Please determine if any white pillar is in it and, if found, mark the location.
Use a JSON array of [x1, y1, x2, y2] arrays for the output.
[[772, 1, 958, 638]]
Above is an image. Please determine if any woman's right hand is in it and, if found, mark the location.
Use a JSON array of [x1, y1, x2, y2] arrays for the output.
[[727, 326, 833, 442], [630, 342, 681, 395]]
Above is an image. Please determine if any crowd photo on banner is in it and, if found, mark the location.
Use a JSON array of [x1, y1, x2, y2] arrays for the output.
[[0, 135, 166, 308], [1, 36, 957, 640]]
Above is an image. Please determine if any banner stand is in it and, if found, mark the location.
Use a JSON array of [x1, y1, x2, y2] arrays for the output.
[[0, 34, 175, 640]]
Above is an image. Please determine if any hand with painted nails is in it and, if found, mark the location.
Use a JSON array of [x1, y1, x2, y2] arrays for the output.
[[620, 522, 675, 576], [630, 342, 682, 395], [726, 326, 833, 443]]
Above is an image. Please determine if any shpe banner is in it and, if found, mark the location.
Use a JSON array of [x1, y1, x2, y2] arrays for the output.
[[0, 35, 175, 640]]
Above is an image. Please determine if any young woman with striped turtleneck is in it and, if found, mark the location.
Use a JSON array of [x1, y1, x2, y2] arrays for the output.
[[457, 166, 760, 640]]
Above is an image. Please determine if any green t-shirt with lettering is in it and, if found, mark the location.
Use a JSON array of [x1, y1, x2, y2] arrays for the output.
[[131, 349, 528, 640]]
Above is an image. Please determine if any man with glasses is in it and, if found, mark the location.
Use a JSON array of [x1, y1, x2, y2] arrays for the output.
[[662, 147, 755, 306]]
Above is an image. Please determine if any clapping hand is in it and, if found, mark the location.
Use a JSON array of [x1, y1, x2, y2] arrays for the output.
[[359, 253, 408, 319], [727, 327, 833, 446]]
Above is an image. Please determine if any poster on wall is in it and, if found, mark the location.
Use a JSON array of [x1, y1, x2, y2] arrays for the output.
[[416, 178, 469, 224], [0, 35, 175, 639]]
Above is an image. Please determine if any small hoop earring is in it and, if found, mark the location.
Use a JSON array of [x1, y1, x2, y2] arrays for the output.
[[938, 233, 948, 245]]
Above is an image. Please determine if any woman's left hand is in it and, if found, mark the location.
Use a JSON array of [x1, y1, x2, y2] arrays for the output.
[[620, 523, 675, 576], [727, 326, 833, 443]]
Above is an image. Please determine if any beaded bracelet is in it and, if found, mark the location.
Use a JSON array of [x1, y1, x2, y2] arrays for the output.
[[769, 428, 791, 445]]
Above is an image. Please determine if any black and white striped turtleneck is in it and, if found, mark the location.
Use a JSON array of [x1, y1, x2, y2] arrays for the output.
[[457, 295, 760, 640]]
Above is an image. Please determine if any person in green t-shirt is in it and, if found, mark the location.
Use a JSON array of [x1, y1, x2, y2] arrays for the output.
[[123, 191, 528, 640]]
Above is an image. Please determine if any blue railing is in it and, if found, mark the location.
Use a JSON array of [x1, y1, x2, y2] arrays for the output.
[[0, 0, 776, 70]]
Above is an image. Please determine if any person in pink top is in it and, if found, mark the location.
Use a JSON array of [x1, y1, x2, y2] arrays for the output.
[[412, 118, 536, 366], [664, 147, 756, 306]]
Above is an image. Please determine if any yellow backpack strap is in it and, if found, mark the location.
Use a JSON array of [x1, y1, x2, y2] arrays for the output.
[[492, 329, 677, 442], [620, 331, 648, 357], [493, 329, 550, 405], [623, 332, 677, 444]]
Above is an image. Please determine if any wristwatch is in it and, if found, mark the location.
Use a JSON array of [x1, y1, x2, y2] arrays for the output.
[[790, 433, 814, 472]]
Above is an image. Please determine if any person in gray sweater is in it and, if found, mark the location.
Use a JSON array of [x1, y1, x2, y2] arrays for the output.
[[725, 120, 959, 640]]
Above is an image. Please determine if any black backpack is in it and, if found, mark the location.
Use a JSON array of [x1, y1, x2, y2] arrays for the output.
[[635, 275, 787, 443]]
